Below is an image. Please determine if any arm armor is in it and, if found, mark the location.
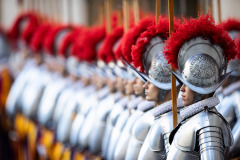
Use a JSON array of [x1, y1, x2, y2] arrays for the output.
[[197, 126, 225, 160]]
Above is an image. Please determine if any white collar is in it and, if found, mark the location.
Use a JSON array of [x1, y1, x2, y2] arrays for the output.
[[97, 86, 110, 100], [180, 97, 220, 119], [137, 100, 155, 111], [128, 96, 143, 109], [151, 98, 184, 117]]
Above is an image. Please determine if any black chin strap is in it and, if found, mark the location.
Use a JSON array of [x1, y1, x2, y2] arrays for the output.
[[193, 92, 205, 103]]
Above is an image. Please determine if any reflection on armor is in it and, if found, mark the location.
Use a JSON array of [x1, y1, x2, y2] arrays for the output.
[[87, 88, 118, 154], [3, 3, 240, 160], [126, 111, 155, 160], [138, 99, 183, 160], [56, 82, 84, 143], [113, 97, 143, 159], [22, 65, 50, 119], [6, 59, 36, 117], [106, 98, 134, 160], [171, 37, 230, 94], [167, 98, 233, 160], [37, 74, 71, 127]]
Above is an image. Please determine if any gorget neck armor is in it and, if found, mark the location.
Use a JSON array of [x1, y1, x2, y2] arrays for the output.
[[112, 91, 122, 102], [96, 86, 109, 100], [151, 98, 184, 118], [128, 96, 142, 109], [137, 100, 155, 112], [180, 96, 220, 119], [122, 95, 136, 109]]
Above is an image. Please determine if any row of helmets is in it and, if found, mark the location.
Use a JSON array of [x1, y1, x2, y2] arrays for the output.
[[5, 11, 240, 88], [3, 9, 240, 160]]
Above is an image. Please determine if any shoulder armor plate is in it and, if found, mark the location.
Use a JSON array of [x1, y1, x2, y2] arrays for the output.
[[148, 121, 164, 151], [174, 109, 233, 152], [132, 113, 155, 141], [148, 111, 179, 152]]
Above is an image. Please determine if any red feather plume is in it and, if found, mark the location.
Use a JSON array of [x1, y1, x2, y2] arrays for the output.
[[121, 16, 155, 63], [98, 26, 123, 63], [221, 19, 240, 61], [71, 28, 86, 60], [131, 16, 180, 72], [7, 12, 39, 47], [164, 14, 237, 69], [58, 27, 84, 58], [43, 25, 71, 55], [7, 13, 26, 40], [221, 18, 240, 32], [72, 26, 106, 62], [21, 13, 39, 44], [30, 24, 51, 53]]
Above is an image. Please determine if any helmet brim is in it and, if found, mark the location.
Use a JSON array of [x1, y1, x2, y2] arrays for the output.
[[121, 58, 147, 83], [139, 72, 179, 90], [171, 71, 231, 94]]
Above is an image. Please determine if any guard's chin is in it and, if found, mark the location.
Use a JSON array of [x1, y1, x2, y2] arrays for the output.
[[182, 100, 192, 106]]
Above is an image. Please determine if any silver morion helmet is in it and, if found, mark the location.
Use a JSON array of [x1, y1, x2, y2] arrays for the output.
[[172, 37, 231, 94], [121, 58, 147, 83], [140, 36, 178, 90]]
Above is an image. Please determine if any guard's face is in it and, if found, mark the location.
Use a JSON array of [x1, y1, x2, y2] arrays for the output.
[[124, 79, 134, 95], [180, 84, 195, 106], [33, 54, 43, 65], [143, 81, 159, 101], [107, 78, 116, 92], [82, 76, 90, 87], [133, 77, 145, 96], [93, 75, 106, 90], [116, 76, 125, 93]]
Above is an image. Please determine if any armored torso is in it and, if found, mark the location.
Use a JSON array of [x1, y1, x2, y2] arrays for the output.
[[167, 97, 233, 160], [138, 98, 183, 160]]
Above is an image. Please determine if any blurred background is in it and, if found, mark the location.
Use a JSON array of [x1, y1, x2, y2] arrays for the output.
[[0, 1, 240, 160], [0, 0, 240, 29]]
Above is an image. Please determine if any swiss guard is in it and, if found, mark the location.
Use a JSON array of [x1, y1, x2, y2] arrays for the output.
[[164, 14, 236, 160], [101, 16, 154, 160], [128, 16, 183, 160]]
